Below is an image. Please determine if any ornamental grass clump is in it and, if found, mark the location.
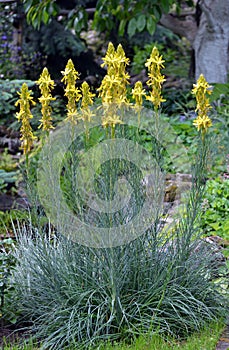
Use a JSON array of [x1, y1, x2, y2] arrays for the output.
[[10, 216, 227, 349], [10, 43, 228, 350]]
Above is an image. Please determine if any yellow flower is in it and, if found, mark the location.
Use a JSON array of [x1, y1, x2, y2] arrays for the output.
[[36, 67, 55, 91], [98, 43, 130, 128], [145, 48, 165, 69], [80, 81, 95, 122], [145, 46, 166, 110], [101, 113, 124, 129], [19, 118, 37, 155], [15, 83, 37, 154], [116, 44, 130, 67], [193, 115, 212, 132], [15, 83, 36, 121], [36, 67, 56, 131], [61, 59, 79, 85], [81, 82, 95, 109], [192, 74, 212, 133], [101, 42, 129, 70], [132, 81, 146, 109], [61, 59, 81, 123]]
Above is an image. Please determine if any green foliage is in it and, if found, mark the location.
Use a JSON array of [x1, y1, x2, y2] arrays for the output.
[[1, 338, 38, 350], [0, 80, 34, 122], [0, 236, 17, 323], [25, 20, 85, 59], [209, 83, 229, 103], [9, 223, 227, 349], [0, 210, 35, 325], [131, 35, 191, 78], [22, 0, 90, 33], [99, 321, 226, 350], [0, 150, 19, 192], [210, 89, 229, 157], [200, 178, 229, 240], [22, 0, 59, 29], [22, 0, 195, 39], [132, 42, 176, 75], [0, 321, 225, 349], [93, 0, 180, 37], [0, 210, 28, 234], [0, 170, 18, 192], [0, 150, 18, 173]]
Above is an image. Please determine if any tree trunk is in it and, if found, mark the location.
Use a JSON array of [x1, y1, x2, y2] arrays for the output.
[[193, 0, 229, 83], [160, 0, 229, 83]]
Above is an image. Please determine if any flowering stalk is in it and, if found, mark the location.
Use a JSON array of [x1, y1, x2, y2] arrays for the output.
[[80, 81, 95, 142], [15, 83, 36, 157], [192, 74, 212, 138], [97, 42, 130, 132], [61, 59, 81, 124], [36, 67, 56, 132], [132, 80, 146, 125], [145, 47, 166, 165], [145, 46, 166, 111]]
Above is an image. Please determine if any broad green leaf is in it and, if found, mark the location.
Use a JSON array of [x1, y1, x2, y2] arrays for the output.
[[146, 16, 156, 35], [160, 0, 171, 13], [127, 18, 137, 37], [136, 14, 146, 32], [153, 5, 162, 21]]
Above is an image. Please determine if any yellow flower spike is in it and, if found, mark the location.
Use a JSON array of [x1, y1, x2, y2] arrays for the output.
[[145, 47, 165, 69], [36, 67, 55, 92], [36, 67, 56, 131], [20, 118, 37, 155], [80, 81, 95, 123], [145, 46, 166, 110], [15, 83, 36, 122], [116, 44, 130, 67], [15, 83, 37, 154], [98, 43, 130, 128], [61, 59, 81, 123], [61, 59, 79, 85], [192, 74, 213, 134], [132, 81, 146, 109], [81, 81, 95, 110], [101, 42, 116, 69]]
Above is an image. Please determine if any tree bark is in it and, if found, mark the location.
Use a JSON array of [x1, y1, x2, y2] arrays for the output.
[[193, 0, 229, 83], [160, 0, 229, 83]]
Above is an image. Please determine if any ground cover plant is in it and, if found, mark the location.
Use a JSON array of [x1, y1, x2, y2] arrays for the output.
[[200, 178, 229, 240], [1, 43, 229, 349]]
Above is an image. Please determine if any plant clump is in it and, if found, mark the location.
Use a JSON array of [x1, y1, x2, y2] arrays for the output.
[[10, 42, 228, 350]]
